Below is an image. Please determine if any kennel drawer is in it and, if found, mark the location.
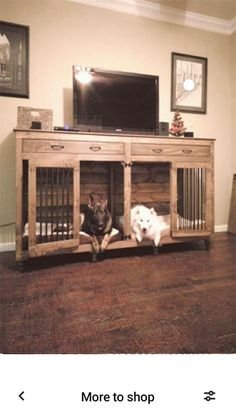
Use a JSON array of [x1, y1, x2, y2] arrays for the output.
[[131, 143, 210, 157], [22, 139, 125, 155]]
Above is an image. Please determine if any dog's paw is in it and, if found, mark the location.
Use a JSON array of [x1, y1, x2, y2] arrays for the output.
[[100, 242, 110, 253], [136, 234, 142, 242], [91, 235, 100, 254], [154, 236, 161, 247], [92, 243, 100, 254], [100, 241, 107, 252], [100, 233, 111, 252], [131, 232, 136, 241], [95, 246, 101, 254]]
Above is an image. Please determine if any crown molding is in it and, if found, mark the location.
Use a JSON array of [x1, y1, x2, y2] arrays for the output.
[[70, 0, 236, 35]]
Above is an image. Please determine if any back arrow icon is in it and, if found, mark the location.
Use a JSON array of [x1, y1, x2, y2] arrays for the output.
[[19, 391, 24, 401]]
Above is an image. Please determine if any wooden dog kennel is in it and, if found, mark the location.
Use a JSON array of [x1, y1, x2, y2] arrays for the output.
[[15, 129, 214, 267]]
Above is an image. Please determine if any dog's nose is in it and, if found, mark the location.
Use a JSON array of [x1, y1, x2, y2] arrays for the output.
[[142, 228, 147, 233]]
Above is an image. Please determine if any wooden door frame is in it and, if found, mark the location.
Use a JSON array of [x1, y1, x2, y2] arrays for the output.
[[171, 162, 213, 237], [28, 159, 80, 257]]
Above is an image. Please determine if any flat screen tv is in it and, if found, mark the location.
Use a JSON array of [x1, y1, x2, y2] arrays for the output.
[[73, 66, 159, 134]]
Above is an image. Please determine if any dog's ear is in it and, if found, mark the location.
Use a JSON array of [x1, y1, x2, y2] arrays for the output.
[[136, 205, 141, 215], [88, 194, 94, 208], [131, 205, 140, 215], [101, 199, 108, 209], [150, 207, 157, 215]]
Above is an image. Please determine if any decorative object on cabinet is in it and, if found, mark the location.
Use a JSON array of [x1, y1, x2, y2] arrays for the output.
[[0, 21, 29, 98], [169, 112, 186, 136], [184, 132, 194, 138], [171, 52, 207, 114], [15, 129, 214, 268], [17, 107, 53, 130], [158, 122, 169, 136], [184, 123, 194, 137]]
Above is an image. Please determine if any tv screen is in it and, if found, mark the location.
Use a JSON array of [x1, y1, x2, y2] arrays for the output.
[[73, 66, 159, 134]]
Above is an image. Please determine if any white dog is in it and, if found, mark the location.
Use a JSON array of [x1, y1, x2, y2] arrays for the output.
[[131, 205, 169, 247]]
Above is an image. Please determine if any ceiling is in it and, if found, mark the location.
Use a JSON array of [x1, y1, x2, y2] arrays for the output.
[[147, 0, 236, 21]]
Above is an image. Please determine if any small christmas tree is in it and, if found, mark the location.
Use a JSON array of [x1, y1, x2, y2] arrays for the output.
[[169, 112, 186, 136]]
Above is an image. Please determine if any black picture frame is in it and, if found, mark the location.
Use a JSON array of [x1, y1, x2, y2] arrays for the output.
[[171, 52, 207, 114], [0, 21, 29, 98]]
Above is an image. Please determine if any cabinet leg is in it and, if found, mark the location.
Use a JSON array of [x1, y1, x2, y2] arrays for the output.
[[153, 246, 159, 256], [91, 252, 98, 263], [98, 250, 105, 262], [18, 261, 25, 272], [205, 238, 213, 250]]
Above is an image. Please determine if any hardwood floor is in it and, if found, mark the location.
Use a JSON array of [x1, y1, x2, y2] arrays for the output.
[[0, 233, 235, 354]]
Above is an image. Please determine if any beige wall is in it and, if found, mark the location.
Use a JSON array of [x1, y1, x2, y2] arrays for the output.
[[0, 0, 234, 246]]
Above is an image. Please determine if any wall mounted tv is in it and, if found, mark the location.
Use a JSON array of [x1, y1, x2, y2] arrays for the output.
[[73, 66, 159, 134]]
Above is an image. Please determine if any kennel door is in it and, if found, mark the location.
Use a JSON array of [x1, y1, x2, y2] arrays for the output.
[[27, 160, 80, 257], [171, 163, 213, 237]]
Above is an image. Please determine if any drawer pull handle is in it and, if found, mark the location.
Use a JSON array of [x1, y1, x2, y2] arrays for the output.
[[89, 146, 101, 152], [182, 149, 192, 154], [51, 145, 64, 150], [152, 148, 163, 153]]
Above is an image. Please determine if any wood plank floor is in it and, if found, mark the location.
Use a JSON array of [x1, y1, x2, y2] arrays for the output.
[[0, 233, 235, 354]]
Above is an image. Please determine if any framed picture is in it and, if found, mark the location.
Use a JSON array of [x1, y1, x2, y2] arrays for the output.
[[171, 52, 207, 114], [0, 21, 29, 98]]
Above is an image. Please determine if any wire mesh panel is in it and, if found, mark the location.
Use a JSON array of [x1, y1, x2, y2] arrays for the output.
[[35, 167, 74, 243], [176, 168, 206, 231]]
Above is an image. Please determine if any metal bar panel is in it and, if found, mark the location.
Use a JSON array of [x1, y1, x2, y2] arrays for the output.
[[56, 168, 59, 241], [51, 168, 53, 240], [39, 168, 42, 240], [188, 169, 190, 230], [199, 168, 202, 230], [62, 168, 65, 239], [73, 164, 80, 241], [67, 169, 70, 238], [202, 169, 206, 229], [45, 168, 48, 239], [197, 168, 200, 230], [170, 165, 177, 234], [184, 169, 186, 230]]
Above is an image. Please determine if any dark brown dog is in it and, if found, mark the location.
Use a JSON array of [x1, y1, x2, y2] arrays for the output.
[[82, 193, 112, 254]]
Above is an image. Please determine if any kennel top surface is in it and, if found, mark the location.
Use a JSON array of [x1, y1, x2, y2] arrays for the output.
[[14, 128, 216, 143]]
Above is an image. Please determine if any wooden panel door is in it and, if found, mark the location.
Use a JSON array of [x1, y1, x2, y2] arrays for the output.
[[171, 163, 213, 237], [27, 160, 80, 257]]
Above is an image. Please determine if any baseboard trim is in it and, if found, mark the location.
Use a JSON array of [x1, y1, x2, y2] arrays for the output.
[[0, 225, 229, 252], [0, 242, 16, 252], [214, 225, 228, 233]]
